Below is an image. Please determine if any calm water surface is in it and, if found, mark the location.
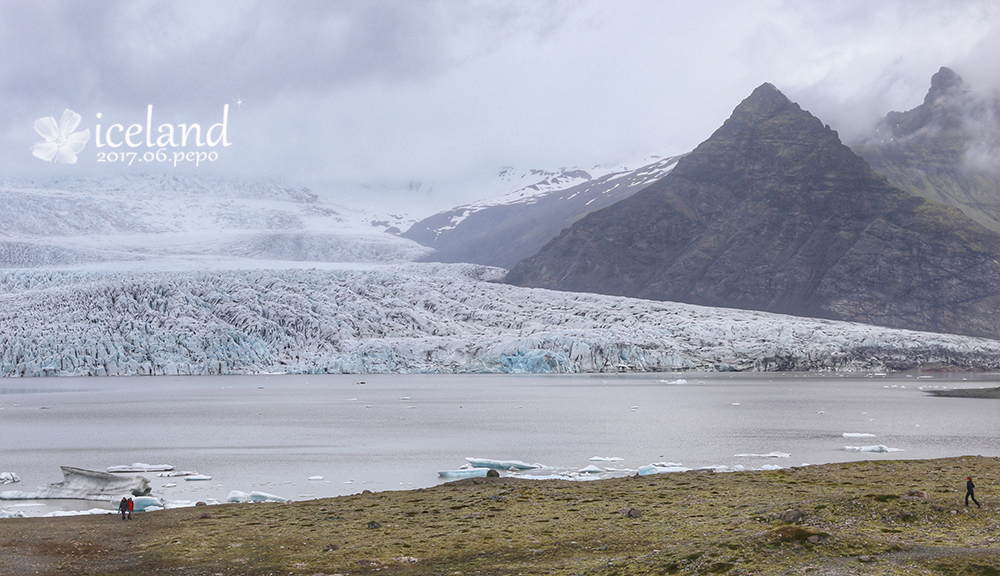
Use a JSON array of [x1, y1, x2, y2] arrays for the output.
[[1, 372, 998, 516]]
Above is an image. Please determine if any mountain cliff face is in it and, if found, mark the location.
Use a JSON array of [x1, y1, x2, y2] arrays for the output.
[[856, 67, 1000, 232], [401, 156, 682, 269], [505, 83, 1000, 339]]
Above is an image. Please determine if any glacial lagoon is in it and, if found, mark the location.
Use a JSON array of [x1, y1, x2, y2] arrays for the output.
[[1, 372, 998, 517]]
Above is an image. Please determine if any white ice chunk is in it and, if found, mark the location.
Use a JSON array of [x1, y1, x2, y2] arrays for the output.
[[107, 463, 174, 473], [843, 445, 903, 453], [759, 464, 784, 470], [466, 457, 539, 470], [0, 472, 19, 485], [0, 508, 26, 518], [307, 476, 324, 481], [119, 495, 163, 512], [44, 508, 116, 517], [842, 433, 877, 438], [184, 474, 212, 481], [438, 468, 488, 479], [638, 463, 691, 475], [589, 456, 623, 462], [248, 491, 286, 503], [157, 471, 199, 477], [734, 452, 790, 458], [578, 465, 604, 473], [227, 490, 250, 503]]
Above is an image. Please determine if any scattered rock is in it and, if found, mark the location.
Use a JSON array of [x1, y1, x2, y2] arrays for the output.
[[486, 469, 500, 478], [362, 490, 373, 495], [619, 507, 642, 518], [907, 490, 928, 499], [199, 512, 212, 519], [367, 521, 382, 529], [807, 535, 821, 544], [781, 509, 804, 523], [323, 543, 339, 552], [857, 555, 874, 563], [194, 501, 207, 506], [931, 504, 946, 512]]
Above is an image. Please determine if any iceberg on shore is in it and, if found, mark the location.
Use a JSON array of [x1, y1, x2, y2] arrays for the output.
[[227, 490, 287, 503], [438, 468, 489, 479], [0, 467, 150, 501], [0, 472, 18, 485], [117, 495, 163, 512]]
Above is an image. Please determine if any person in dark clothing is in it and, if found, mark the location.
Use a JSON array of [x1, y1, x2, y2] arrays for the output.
[[966, 477, 981, 508], [118, 497, 129, 520]]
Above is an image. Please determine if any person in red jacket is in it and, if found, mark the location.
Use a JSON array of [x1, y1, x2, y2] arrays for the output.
[[127, 497, 134, 519], [966, 477, 981, 508]]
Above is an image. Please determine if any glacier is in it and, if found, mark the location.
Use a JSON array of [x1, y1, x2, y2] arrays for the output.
[[5, 262, 1000, 377]]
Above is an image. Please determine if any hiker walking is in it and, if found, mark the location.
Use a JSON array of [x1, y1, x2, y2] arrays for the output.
[[118, 497, 129, 520], [966, 477, 981, 508], [127, 497, 134, 520]]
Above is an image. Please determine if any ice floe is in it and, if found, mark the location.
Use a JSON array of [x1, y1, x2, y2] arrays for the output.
[[843, 445, 903, 453], [107, 463, 174, 473], [466, 457, 539, 470], [589, 456, 623, 462], [842, 433, 876, 438], [0, 467, 149, 501], [0, 472, 18, 485], [184, 474, 212, 481], [638, 463, 691, 475], [734, 452, 790, 458]]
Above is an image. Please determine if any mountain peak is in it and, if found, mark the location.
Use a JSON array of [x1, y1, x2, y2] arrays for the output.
[[925, 66, 968, 105], [726, 82, 796, 124]]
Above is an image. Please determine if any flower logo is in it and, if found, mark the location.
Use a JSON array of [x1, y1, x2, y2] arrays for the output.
[[31, 109, 91, 164]]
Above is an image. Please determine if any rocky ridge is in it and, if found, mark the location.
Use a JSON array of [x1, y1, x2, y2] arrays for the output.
[[505, 83, 1000, 340]]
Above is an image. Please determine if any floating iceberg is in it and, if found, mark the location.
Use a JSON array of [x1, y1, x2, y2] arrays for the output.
[[843, 445, 903, 453], [842, 433, 876, 438], [0, 508, 26, 518], [0, 467, 149, 501], [734, 452, 790, 458], [157, 470, 199, 477], [0, 472, 18, 485], [107, 463, 174, 473], [589, 456, 623, 462], [184, 474, 212, 481], [44, 508, 115, 517], [466, 457, 539, 470], [578, 465, 604, 473], [638, 463, 691, 475]]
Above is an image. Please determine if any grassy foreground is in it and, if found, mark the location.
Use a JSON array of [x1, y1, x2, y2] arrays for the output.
[[1, 456, 998, 576]]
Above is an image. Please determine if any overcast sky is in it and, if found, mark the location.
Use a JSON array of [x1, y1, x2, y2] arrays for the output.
[[3, 0, 999, 210]]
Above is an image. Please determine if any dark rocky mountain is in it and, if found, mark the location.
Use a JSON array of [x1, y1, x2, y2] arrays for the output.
[[856, 67, 1000, 232], [505, 83, 1000, 340], [401, 156, 682, 269]]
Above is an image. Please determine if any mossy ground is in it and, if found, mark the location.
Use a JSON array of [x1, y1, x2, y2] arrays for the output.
[[2, 456, 999, 575]]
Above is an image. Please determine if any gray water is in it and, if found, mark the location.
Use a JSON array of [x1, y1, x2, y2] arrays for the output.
[[1, 372, 998, 517]]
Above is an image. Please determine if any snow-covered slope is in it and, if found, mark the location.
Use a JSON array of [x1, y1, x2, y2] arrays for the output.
[[0, 174, 430, 269], [3, 263, 1000, 377], [401, 154, 684, 268]]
